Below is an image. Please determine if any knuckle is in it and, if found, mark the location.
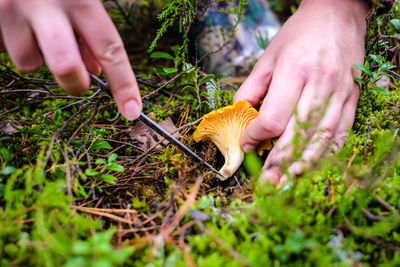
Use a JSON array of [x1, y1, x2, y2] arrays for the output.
[[317, 127, 334, 145], [299, 60, 339, 81], [322, 67, 339, 81], [259, 116, 285, 137], [335, 132, 348, 148], [97, 40, 125, 65], [0, 0, 12, 12]]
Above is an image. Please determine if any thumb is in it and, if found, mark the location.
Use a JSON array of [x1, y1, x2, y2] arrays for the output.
[[241, 115, 283, 152]]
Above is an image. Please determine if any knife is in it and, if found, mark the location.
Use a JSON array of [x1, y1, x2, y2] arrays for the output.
[[89, 73, 221, 176]]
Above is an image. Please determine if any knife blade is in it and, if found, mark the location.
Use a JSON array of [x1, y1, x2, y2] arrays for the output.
[[89, 73, 221, 176]]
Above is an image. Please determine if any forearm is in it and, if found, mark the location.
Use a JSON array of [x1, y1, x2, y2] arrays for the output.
[[295, 0, 369, 48], [299, 0, 370, 26]]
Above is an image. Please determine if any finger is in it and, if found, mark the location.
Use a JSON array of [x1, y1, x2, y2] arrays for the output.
[[0, 27, 5, 52], [259, 166, 282, 185], [285, 98, 344, 178], [69, 1, 142, 120], [0, 6, 42, 72], [277, 175, 288, 188], [259, 117, 297, 185], [259, 75, 343, 185], [240, 62, 305, 151], [77, 35, 102, 76], [333, 85, 360, 151], [233, 55, 274, 106], [282, 83, 356, 180], [29, 6, 90, 95]]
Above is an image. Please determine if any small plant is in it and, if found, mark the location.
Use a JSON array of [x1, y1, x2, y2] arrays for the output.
[[84, 153, 125, 184], [177, 64, 216, 110], [354, 54, 397, 96], [150, 45, 181, 76], [255, 30, 269, 50]]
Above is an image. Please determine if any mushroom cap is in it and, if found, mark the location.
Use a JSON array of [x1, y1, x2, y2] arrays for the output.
[[194, 100, 264, 179]]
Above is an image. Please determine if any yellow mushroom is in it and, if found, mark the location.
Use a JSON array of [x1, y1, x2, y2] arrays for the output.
[[193, 100, 272, 180]]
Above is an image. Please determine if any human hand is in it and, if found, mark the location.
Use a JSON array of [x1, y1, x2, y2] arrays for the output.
[[233, 0, 369, 185], [0, 0, 142, 120]]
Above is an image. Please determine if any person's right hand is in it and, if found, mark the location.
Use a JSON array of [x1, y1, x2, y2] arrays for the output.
[[0, 0, 142, 120], [233, 0, 369, 186]]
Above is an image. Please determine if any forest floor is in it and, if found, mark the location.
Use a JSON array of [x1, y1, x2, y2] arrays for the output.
[[1, 1, 400, 266]]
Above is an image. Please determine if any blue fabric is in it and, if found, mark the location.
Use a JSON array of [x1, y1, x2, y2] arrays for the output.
[[193, 0, 281, 76]]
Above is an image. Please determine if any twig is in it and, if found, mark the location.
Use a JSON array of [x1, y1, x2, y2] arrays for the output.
[[142, 66, 196, 99], [72, 205, 137, 214], [178, 241, 197, 267], [44, 103, 92, 166], [72, 206, 138, 225], [67, 105, 99, 145], [159, 175, 203, 239], [62, 148, 73, 198], [379, 35, 400, 42], [373, 194, 400, 220], [362, 208, 385, 221]]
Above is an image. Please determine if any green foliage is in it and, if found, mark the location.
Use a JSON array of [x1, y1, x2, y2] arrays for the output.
[[66, 229, 133, 267], [243, 151, 263, 179], [255, 30, 270, 50], [83, 153, 125, 185], [0, 149, 131, 266], [148, 0, 196, 60], [354, 54, 396, 96], [0, 1, 399, 266]]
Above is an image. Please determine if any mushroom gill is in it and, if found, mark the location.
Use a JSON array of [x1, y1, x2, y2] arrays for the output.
[[193, 100, 271, 180]]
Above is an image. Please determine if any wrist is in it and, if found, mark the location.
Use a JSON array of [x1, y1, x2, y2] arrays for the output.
[[298, 0, 369, 33]]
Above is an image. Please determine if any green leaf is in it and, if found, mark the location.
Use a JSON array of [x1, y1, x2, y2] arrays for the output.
[[0, 166, 16, 175], [154, 66, 178, 75], [85, 168, 100, 176], [372, 86, 389, 96], [369, 54, 383, 65], [381, 62, 396, 71], [171, 45, 181, 57], [100, 174, 117, 184], [181, 85, 197, 93], [199, 74, 215, 85], [0, 147, 13, 163], [185, 68, 199, 83], [108, 153, 118, 163], [106, 163, 125, 173], [390, 19, 400, 30], [381, 73, 395, 80], [54, 109, 63, 124], [92, 140, 112, 150], [244, 152, 263, 179], [354, 63, 373, 76], [95, 158, 107, 165], [175, 83, 194, 91], [72, 241, 91, 254], [150, 51, 174, 60], [354, 77, 365, 85]]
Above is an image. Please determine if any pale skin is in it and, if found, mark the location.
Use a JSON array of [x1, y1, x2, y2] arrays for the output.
[[233, 0, 369, 186], [0, 0, 369, 185], [0, 0, 142, 120]]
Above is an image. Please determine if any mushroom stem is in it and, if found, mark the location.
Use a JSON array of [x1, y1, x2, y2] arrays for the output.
[[219, 145, 244, 180]]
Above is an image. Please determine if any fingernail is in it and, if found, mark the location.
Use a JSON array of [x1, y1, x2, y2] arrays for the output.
[[242, 144, 254, 153], [123, 100, 140, 120], [277, 175, 288, 188], [288, 162, 304, 176]]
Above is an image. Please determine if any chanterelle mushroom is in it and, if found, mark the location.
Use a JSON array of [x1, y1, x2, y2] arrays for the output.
[[193, 100, 271, 180]]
